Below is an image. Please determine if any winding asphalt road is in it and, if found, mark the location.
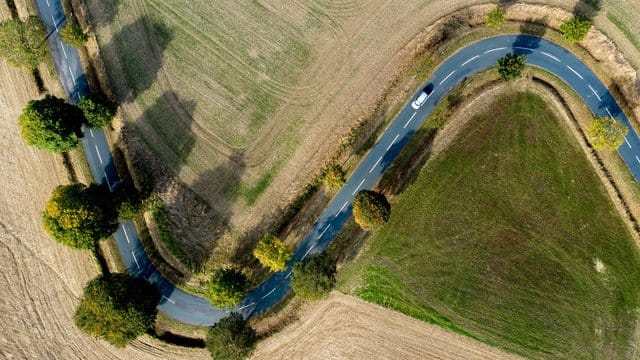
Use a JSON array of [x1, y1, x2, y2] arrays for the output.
[[36, 0, 640, 326]]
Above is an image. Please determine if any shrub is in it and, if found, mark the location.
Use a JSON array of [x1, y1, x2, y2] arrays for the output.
[[497, 53, 526, 81], [352, 190, 391, 231], [560, 16, 592, 43], [253, 234, 292, 272], [206, 269, 248, 308], [322, 163, 346, 190], [207, 313, 257, 360], [78, 93, 117, 128], [19, 95, 85, 152], [486, 7, 505, 29], [60, 21, 88, 47], [74, 274, 160, 347], [42, 183, 118, 250], [291, 253, 336, 301], [0, 16, 48, 68], [587, 116, 628, 150]]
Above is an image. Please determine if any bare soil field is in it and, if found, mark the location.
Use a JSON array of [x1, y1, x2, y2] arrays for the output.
[[253, 292, 520, 359]]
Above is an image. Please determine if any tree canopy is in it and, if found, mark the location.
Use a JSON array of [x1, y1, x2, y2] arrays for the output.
[[206, 268, 248, 308], [74, 274, 160, 348], [60, 21, 88, 48], [352, 190, 391, 231], [322, 163, 346, 191], [253, 234, 292, 272], [587, 116, 628, 150], [486, 7, 505, 29], [78, 93, 117, 128], [560, 16, 592, 43], [497, 53, 526, 81], [291, 252, 336, 301], [0, 16, 48, 68], [42, 183, 118, 250], [207, 313, 257, 360], [19, 95, 85, 152]]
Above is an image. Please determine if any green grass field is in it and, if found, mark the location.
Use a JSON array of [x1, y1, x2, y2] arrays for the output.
[[337, 91, 640, 358]]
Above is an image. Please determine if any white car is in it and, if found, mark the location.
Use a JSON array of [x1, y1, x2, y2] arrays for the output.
[[411, 86, 433, 109]]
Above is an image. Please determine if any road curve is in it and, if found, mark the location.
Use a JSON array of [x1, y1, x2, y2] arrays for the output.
[[35, 0, 640, 326]]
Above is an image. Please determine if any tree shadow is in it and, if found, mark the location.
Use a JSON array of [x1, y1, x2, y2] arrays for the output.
[[512, 33, 542, 54], [85, 0, 122, 28], [103, 15, 173, 102], [519, 21, 548, 38], [573, 0, 601, 18]]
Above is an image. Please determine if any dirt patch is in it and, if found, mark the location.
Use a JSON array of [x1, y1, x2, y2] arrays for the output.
[[253, 292, 520, 359]]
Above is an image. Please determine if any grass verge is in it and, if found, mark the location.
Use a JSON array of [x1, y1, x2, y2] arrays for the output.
[[337, 91, 640, 359]]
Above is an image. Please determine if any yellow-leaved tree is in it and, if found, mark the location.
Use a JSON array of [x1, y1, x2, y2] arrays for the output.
[[587, 116, 628, 150], [253, 234, 292, 272]]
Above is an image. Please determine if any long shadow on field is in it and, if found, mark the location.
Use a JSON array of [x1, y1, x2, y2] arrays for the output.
[[103, 15, 174, 101], [573, 0, 601, 18], [85, 0, 122, 27]]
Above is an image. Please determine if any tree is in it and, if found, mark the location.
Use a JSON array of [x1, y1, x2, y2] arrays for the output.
[[486, 7, 505, 29], [497, 53, 526, 81], [322, 163, 346, 190], [60, 21, 88, 47], [78, 93, 117, 128], [587, 116, 628, 150], [560, 16, 592, 43], [0, 16, 48, 68], [42, 183, 118, 250], [207, 313, 257, 360], [206, 268, 247, 308], [19, 95, 84, 152], [253, 234, 292, 272], [352, 190, 391, 231], [291, 252, 336, 301], [74, 274, 160, 348]]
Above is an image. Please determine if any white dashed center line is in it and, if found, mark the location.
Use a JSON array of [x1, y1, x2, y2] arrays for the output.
[[237, 302, 256, 311], [588, 85, 601, 101], [94, 145, 103, 164], [566, 65, 584, 79], [131, 251, 140, 269], [104, 172, 113, 192], [46, 0, 50, 7], [59, 41, 68, 59], [262, 288, 277, 299], [386, 134, 400, 151], [162, 295, 176, 304], [352, 178, 366, 195], [51, 14, 57, 31], [541, 51, 560, 62], [606, 107, 614, 119], [285, 270, 293, 278], [439, 70, 456, 85], [339, 200, 349, 212], [301, 245, 315, 260], [122, 224, 131, 243], [89, 128, 94, 138], [404, 112, 417, 129], [625, 137, 632, 148], [635, 155, 640, 165], [369, 155, 383, 173], [484, 47, 506, 54], [319, 224, 331, 238], [513, 47, 531, 51], [461, 55, 480, 67]]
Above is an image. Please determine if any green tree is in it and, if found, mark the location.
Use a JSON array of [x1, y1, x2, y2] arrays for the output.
[[0, 16, 48, 68], [78, 93, 117, 128], [253, 234, 292, 272], [42, 183, 118, 250], [352, 190, 391, 231], [486, 7, 505, 29], [60, 21, 88, 47], [19, 95, 85, 152], [560, 16, 592, 43], [587, 116, 628, 150], [322, 163, 346, 190], [207, 313, 257, 360], [74, 274, 160, 348], [497, 53, 526, 81], [206, 268, 247, 308], [291, 252, 336, 301]]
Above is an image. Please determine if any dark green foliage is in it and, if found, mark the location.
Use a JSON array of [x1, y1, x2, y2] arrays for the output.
[[78, 93, 117, 128], [206, 269, 248, 308], [352, 190, 391, 231], [0, 16, 48, 68], [19, 95, 84, 152], [291, 252, 336, 301], [115, 188, 142, 220], [206, 313, 257, 360], [60, 21, 88, 47], [497, 53, 526, 81], [74, 274, 160, 347], [560, 16, 592, 43], [43, 183, 118, 250]]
